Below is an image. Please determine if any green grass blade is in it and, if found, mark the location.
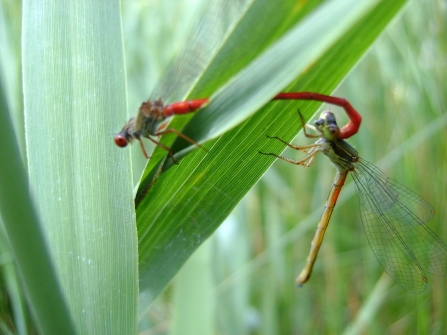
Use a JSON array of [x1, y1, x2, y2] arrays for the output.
[[135, 0, 337, 187], [170, 239, 215, 335], [136, 0, 407, 313], [342, 274, 392, 335], [22, 1, 137, 333], [173, 0, 376, 157], [143, 0, 447, 332], [0, 70, 76, 334]]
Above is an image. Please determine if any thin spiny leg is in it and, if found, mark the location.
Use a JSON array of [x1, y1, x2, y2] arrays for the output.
[[266, 135, 320, 152], [137, 138, 149, 159], [156, 128, 209, 153], [298, 110, 321, 139], [258, 150, 319, 167], [304, 152, 317, 167], [146, 136, 178, 164]]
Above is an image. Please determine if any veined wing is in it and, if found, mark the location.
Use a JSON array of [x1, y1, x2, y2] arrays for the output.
[[352, 158, 447, 293]]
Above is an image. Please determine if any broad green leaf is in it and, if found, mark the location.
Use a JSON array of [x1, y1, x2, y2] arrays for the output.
[[135, 0, 407, 314], [0, 68, 75, 334], [22, 1, 137, 333]]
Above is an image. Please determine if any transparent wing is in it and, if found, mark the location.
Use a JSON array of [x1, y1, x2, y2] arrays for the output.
[[352, 158, 447, 293], [151, 0, 251, 102]]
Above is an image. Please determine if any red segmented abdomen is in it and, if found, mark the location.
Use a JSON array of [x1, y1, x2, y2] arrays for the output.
[[273, 92, 362, 139], [163, 99, 209, 117]]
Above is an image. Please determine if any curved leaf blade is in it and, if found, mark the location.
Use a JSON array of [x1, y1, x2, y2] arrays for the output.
[[22, 1, 138, 333], [136, 0, 406, 314]]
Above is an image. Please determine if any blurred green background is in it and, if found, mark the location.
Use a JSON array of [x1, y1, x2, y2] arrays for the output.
[[1, 0, 446, 334]]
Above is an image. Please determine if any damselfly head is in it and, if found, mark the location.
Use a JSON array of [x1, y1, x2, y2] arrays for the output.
[[114, 117, 135, 148], [315, 111, 340, 141]]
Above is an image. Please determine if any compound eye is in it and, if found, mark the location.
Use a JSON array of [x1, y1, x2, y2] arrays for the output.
[[314, 118, 324, 127], [114, 134, 128, 148]]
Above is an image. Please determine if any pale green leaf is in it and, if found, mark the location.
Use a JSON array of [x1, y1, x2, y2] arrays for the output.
[[22, 1, 137, 333]]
